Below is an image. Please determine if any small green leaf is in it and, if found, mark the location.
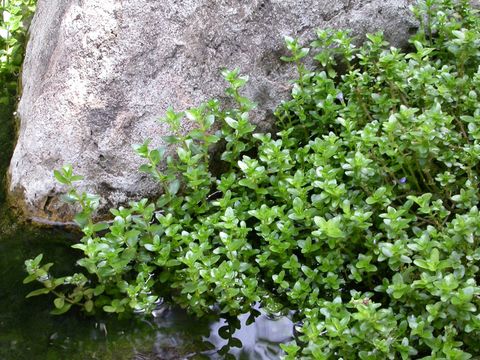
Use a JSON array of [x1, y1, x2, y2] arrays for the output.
[[168, 179, 180, 195], [22, 274, 37, 284], [84, 300, 94, 312], [92, 222, 109, 232], [54, 297, 65, 309], [103, 305, 116, 313], [53, 170, 68, 184], [225, 117, 238, 129], [50, 303, 72, 315], [26, 288, 51, 298]]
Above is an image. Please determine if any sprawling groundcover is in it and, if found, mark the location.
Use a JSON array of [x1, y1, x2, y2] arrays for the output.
[[25, 1, 480, 358]]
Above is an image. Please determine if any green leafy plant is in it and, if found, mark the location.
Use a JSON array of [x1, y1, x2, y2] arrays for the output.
[[0, 0, 35, 105], [25, 0, 480, 358]]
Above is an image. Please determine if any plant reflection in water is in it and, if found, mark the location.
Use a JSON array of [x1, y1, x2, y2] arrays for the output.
[[134, 303, 294, 360]]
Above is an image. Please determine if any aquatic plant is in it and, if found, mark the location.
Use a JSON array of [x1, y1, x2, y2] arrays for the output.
[[25, 0, 480, 357]]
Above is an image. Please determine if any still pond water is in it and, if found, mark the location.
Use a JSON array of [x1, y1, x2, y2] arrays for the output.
[[0, 106, 293, 359]]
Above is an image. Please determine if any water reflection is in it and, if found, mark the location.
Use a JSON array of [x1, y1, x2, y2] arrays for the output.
[[135, 305, 293, 360], [202, 306, 293, 359]]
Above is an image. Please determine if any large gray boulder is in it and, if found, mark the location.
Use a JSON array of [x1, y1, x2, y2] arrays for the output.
[[8, 0, 417, 223]]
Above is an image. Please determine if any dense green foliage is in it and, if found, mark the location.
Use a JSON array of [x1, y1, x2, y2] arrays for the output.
[[25, 1, 480, 358], [0, 0, 35, 105]]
